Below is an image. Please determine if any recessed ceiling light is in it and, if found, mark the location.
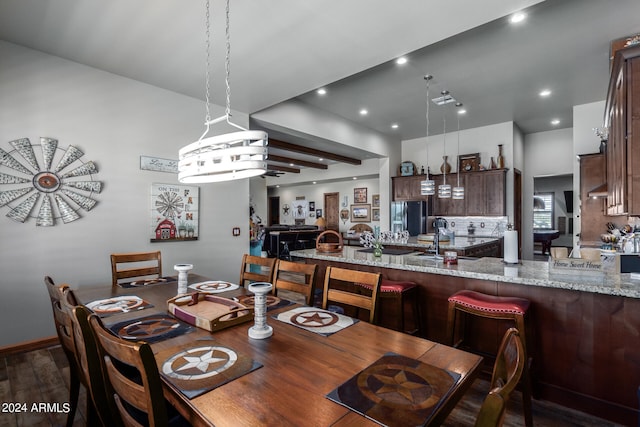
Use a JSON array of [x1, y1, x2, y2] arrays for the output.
[[352, 177, 357, 180], [276, 185, 280, 188], [317, 88, 327, 95], [318, 157, 324, 161], [396, 57, 408, 65], [391, 123, 399, 129], [313, 181, 317, 184], [510, 12, 526, 23], [551, 119, 560, 125], [289, 163, 294, 167], [457, 109, 467, 115], [539, 89, 552, 97], [360, 109, 368, 116]]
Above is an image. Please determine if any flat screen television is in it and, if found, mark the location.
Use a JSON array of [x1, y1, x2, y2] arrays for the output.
[[564, 190, 573, 213]]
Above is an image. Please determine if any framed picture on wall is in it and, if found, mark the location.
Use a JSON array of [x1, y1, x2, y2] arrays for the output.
[[372, 194, 380, 207], [309, 201, 315, 210], [316, 209, 323, 218], [372, 208, 380, 221], [351, 204, 371, 222], [354, 187, 367, 203]]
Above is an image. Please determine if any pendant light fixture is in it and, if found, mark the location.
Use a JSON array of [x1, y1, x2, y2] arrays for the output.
[[179, 0, 268, 183], [452, 102, 465, 200], [437, 91, 451, 199], [420, 75, 435, 196]]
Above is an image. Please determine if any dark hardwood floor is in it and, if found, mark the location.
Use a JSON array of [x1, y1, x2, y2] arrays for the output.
[[0, 343, 625, 427]]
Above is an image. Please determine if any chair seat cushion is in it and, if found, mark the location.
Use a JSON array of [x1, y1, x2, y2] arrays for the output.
[[356, 280, 416, 293], [449, 290, 530, 315]]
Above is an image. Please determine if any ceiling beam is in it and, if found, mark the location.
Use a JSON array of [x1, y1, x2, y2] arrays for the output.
[[268, 164, 300, 174], [269, 139, 362, 165], [268, 154, 328, 169]]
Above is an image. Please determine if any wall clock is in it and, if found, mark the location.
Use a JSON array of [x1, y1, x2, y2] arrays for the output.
[[0, 137, 102, 226]]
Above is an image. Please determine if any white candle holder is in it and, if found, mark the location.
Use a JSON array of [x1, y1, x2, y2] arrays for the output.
[[174, 264, 193, 295], [247, 282, 273, 339]]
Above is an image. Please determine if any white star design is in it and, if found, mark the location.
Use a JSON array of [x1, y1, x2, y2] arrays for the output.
[[176, 350, 226, 373]]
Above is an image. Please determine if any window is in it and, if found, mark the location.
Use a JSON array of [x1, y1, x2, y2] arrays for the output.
[[533, 193, 554, 229]]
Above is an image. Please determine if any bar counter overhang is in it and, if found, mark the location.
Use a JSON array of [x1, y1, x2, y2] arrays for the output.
[[292, 246, 640, 426]]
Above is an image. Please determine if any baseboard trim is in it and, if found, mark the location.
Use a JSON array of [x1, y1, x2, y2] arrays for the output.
[[539, 381, 638, 426], [0, 336, 59, 357]]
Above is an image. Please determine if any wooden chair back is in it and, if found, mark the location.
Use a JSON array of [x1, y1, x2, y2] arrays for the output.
[[89, 314, 169, 427], [273, 260, 318, 306], [475, 328, 526, 427], [239, 254, 276, 287], [110, 251, 162, 288], [59, 286, 119, 427], [321, 266, 381, 324]]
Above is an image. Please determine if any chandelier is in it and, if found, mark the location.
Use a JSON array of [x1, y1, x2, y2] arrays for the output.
[[452, 102, 465, 200], [179, 0, 268, 183], [437, 91, 451, 199]]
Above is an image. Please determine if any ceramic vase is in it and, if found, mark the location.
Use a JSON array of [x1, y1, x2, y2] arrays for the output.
[[497, 144, 505, 169], [440, 156, 452, 174], [373, 246, 383, 257]]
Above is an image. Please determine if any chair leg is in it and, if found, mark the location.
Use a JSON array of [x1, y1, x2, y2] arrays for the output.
[[515, 314, 534, 427], [66, 368, 80, 427], [446, 301, 457, 347]]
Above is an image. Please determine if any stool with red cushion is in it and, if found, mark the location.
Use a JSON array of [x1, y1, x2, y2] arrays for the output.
[[356, 279, 421, 335], [446, 289, 533, 427]]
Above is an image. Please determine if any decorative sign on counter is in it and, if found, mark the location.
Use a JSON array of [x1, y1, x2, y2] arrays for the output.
[[549, 253, 619, 275], [140, 155, 178, 173]]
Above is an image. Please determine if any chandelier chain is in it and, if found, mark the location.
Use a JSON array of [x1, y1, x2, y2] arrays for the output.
[[203, 0, 212, 124], [224, 0, 232, 117]]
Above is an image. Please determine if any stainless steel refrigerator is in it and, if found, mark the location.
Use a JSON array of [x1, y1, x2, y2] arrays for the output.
[[390, 201, 429, 236]]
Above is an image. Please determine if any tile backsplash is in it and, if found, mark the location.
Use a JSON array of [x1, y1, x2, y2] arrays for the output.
[[429, 216, 509, 237]]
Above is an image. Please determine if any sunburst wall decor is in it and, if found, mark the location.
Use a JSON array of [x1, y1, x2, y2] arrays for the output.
[[0, 137, 102, 226]]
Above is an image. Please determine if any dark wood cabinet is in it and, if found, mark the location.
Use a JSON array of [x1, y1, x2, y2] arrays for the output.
[[605, 45, 640, 215], [391, 174, 429, 201], [431, 169, 506, 216], [579, 153, 609, 246]]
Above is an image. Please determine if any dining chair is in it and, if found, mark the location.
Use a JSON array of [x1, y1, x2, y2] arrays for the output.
[[321, 266, 382, 324], [239, 253, 276, 287], [43, 276, 85, 427], [273, 259, 318, 306], [474, 328, 526, 427], [88, 313, 188, 427], [110, 251, 162, 288], [59, 285, 119, 427]]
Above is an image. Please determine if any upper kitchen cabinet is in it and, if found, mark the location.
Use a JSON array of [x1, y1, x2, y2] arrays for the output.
[[605, 44, 640, 215], [432, 169, 506, 216], [392, 175, 429, 201]]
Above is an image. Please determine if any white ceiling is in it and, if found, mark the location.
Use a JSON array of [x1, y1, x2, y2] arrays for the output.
[[1, 0, 639, 162]]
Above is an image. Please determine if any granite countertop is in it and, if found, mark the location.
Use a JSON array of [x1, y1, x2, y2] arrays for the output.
[[342, 235, 501, 251], [291, 246, 640, 299]]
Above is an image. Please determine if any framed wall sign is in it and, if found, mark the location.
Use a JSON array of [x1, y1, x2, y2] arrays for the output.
[[350, 204, 371, 222], [458, 153, 480, 172], [372, 194, 380, 207], [150, 183, 199, 242], [354, 187, 367, 203], [372, 208, 380, 221]]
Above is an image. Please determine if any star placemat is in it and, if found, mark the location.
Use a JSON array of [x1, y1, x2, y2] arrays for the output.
[[326, 353, 461, 427], [86, 295, 153, 317], [274, 306, 357, 336], [109, 314, 194, 343], [235, 294, 294, 311], [188, 281, 239, 293], [118, 276, 177, 288], [156, 344, 262, 399]]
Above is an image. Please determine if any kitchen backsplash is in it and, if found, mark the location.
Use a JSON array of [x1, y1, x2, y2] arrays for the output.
[[429, 216, 509, 237]]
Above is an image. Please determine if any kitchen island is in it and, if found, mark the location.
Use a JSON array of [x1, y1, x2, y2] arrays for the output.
[[292, 247, 640, 425]]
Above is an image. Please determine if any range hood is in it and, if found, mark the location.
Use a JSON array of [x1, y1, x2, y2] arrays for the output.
[[587, 183, 608, 198]]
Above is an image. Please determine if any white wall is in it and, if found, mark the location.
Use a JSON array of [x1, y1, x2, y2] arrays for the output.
[[0, 41, 250, 347], [522, 128, 573, 259], [403, 121, 516, 222], [268, 177, 380, 233]]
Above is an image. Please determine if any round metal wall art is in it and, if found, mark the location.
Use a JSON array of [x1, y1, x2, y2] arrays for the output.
[[0, 137, 102, 226]]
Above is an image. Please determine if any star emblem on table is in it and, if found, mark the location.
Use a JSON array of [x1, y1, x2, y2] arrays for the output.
[[297, 311, 334, 326], [369, 369, 431, 404], [176, 350, 227, 373]]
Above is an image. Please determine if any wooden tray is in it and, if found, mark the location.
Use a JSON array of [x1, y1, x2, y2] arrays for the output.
[[167, 293, 254, 332], [316, 230, 344, 253]]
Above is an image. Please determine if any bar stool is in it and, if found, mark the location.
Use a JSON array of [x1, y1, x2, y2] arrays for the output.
[[357, 279, 421, 335], [446, 289, 533, 427]]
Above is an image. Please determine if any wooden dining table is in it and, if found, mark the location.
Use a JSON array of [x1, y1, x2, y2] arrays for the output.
[[74, 274, 483, 427]]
